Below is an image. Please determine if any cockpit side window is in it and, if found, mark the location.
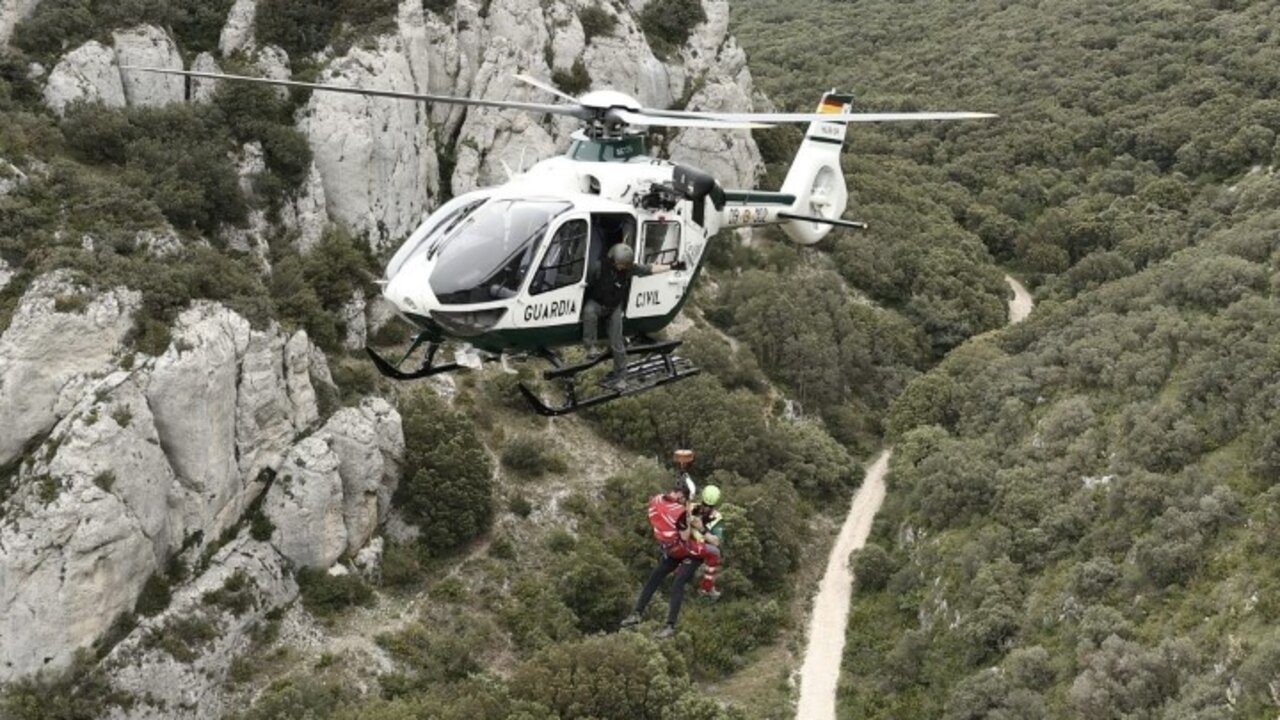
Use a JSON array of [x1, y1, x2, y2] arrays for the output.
[[429, 199, 571, 304], [531, 219, 589, 295], [641, 221, 681, 265]]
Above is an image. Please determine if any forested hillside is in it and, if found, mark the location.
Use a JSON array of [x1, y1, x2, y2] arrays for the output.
[[731, 0, 1280, 717]]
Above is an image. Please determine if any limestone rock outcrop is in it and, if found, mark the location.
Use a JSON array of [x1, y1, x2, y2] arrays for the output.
[[43, 25, 184, 116], [299, 1, 438, 250], [43, 40, 127, 116], [102, 536, 298, 720], [0, 279, 349, 682], [218, 0, 258, 56], [0, 271, 139, 467], [265, 398, 403, 567], [112, 25, 184, 107]]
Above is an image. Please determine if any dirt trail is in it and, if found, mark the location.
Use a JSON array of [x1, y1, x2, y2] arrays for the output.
[[795, 278, 1033, 719], [1006, 275, 1033, 324], [794, 450, 891, 720]]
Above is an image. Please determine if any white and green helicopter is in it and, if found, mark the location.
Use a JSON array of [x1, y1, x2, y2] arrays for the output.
[[128, 67, 993, 414]]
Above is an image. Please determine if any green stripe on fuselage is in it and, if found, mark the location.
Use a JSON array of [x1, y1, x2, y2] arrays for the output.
[[466, 264, 705, 354], [723, 190, 796, 205]]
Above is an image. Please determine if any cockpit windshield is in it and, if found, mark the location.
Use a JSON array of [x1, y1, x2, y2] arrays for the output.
[[429, 199, 572, 305]]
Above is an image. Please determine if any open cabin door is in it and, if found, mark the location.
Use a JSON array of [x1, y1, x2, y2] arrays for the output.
[[519, 213, 590, 331]]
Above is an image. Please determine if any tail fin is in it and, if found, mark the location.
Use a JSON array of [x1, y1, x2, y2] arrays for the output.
[[779, 91, 853, 245]]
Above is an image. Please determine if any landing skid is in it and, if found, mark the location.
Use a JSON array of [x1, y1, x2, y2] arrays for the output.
[[518, 339, 701, 417], [366, 332, 463, 381]]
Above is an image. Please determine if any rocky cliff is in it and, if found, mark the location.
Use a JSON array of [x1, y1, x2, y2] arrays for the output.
[[31, 0, 762, 250], [0, 0, 763, 710]]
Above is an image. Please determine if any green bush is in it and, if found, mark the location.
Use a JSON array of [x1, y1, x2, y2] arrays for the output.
[[296, 567, 375, 617], [0, 650, 134, 720], [555, 539, 632, 634], [551, 59, 591, 97], [852, 543, 894, 593], [639, 0, 706, 57], [578, 5, 616, 44], [500, 435, 566, 479], [394, 388, 493, 554]]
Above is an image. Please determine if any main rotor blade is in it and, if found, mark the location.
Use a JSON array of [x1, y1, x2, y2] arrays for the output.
[[643, 108, 998, 123], [121, 66, 591, 118], [610, 108, 771, 130], [514, 73, 579, 104]]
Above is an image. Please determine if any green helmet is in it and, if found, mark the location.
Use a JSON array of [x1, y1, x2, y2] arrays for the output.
[[701, 485, 721, 506]]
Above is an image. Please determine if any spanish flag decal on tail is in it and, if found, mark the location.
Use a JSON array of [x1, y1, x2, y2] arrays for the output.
[[816, 92, 854, 114]]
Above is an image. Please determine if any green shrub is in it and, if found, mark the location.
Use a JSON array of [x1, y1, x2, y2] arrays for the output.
[[500, 435, 567, 479], [508, 494, 534, 517], [202, 569, 257, 616], [0, 649, 134, 720], [296, 567, 375, 617], [555, 539, 632, 634], [380, 542, 427, 589], [578, 5, 615, 44], [551, 59, 591, 97], [852, 543, 895, 593], [395, 388, 494, 554], [639, 0, 706, 58], [143, 611, 219, 662], [135, 572, 172, 617]]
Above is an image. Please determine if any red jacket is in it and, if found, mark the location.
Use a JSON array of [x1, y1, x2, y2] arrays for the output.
[[647, 493, 688, 544]]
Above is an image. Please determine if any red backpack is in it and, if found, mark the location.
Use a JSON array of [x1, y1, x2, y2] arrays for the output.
[[647, 493, 685, 544]]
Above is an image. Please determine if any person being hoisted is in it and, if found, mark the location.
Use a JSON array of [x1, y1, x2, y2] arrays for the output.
[[620, 449, 721, 639], [582, 238, 682, 389], [690, 484, 724, 598]]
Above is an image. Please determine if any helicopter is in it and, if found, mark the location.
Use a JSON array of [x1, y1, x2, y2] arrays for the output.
[[127, 66, 994, 415]]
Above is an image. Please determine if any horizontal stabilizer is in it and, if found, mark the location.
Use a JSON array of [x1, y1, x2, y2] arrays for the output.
[[777, 212, 868, 230]]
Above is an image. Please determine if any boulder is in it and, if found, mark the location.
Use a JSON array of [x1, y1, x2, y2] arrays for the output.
[[102, 536, 298, 720], [340, 289, 367, 350], [218, 0, 258, 56], [327, 397, 403, 554], [43, 41, 127, 116], [0, 271, 139, 468], [112, 26, 184, 108], [0, 257, 11, 292]]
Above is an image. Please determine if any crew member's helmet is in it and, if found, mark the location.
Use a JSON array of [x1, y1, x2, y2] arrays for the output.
[[608, 243, 635, 268], [701, 485, 721, 507]]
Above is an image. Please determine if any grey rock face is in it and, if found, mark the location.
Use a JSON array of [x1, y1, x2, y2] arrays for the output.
[[44, 40, 127, 115], [0, 281, 345, 683], [218, 0, 258, 55], [265, 397, 403, 567], [102, 536, 298, 720], [112, 26, 184, 107], [0, 271, 139, 467]]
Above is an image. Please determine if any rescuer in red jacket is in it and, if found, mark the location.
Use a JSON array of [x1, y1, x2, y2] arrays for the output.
[[620, 450, 721, 639]]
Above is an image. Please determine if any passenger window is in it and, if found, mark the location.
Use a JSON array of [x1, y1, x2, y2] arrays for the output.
[[531, 219, 589, 295], [641, 221, 680, 264]]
